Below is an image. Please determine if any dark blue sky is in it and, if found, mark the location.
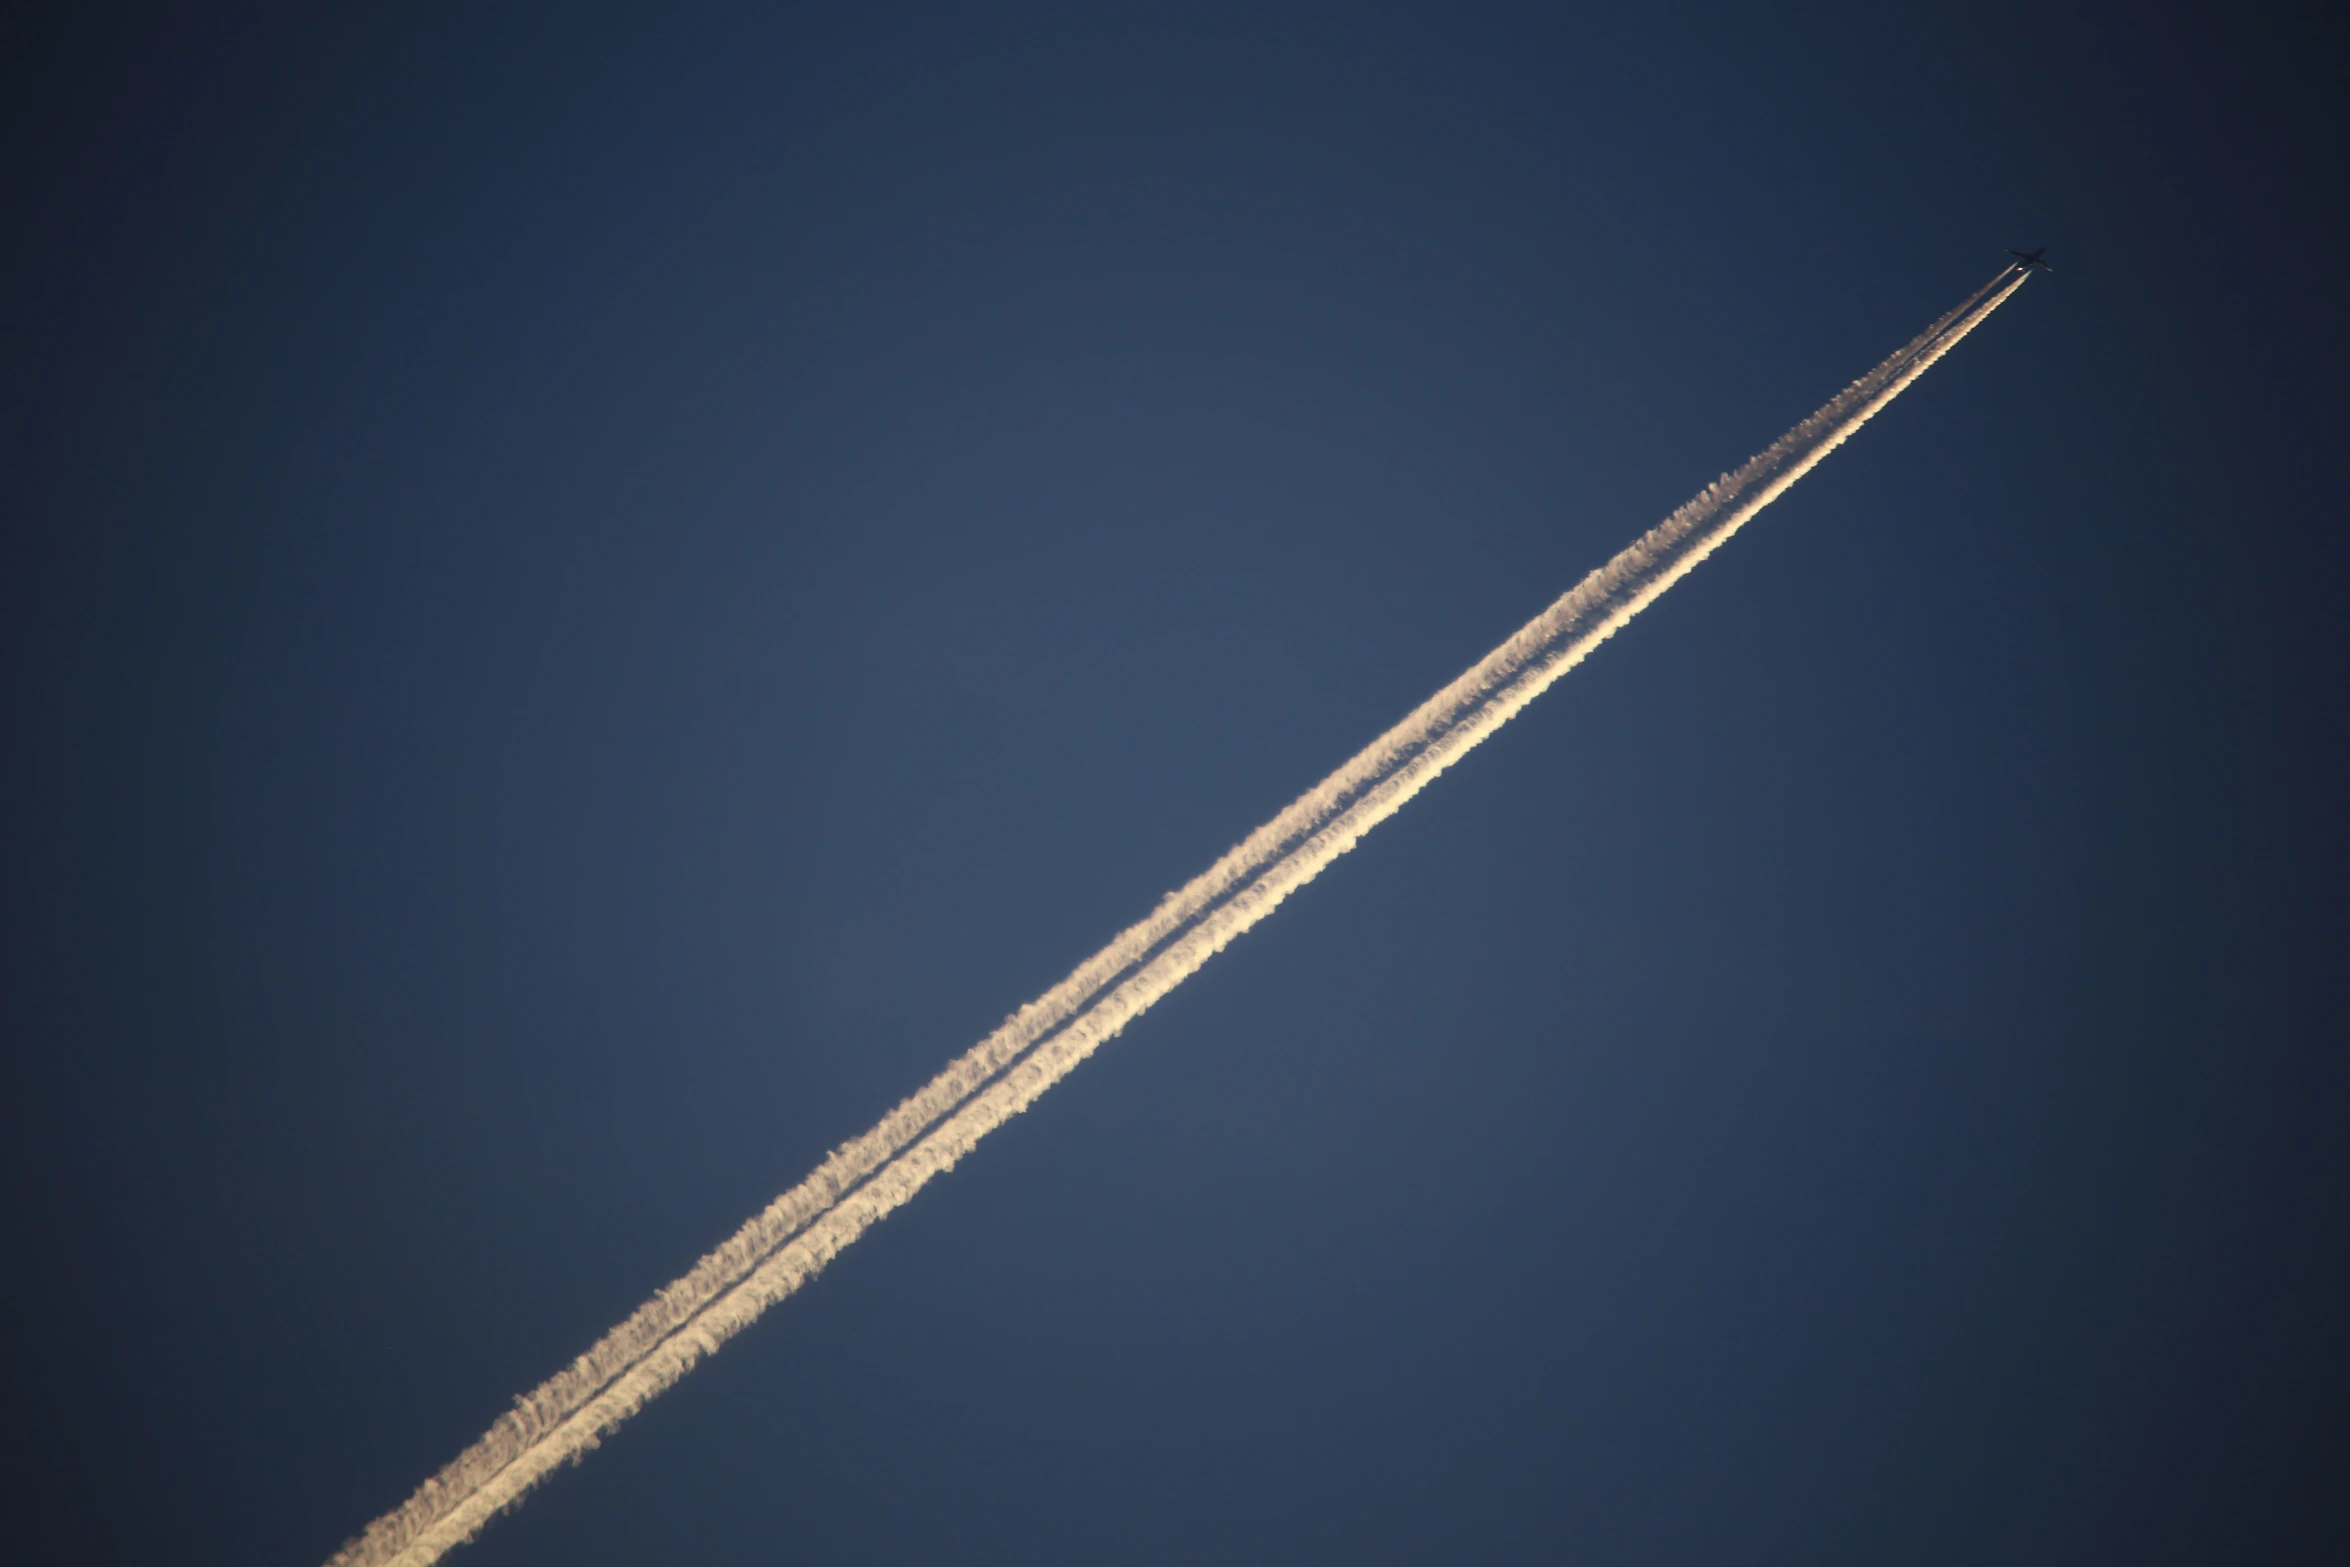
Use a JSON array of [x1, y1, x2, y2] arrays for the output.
[[6, 4, 2344, 1563]]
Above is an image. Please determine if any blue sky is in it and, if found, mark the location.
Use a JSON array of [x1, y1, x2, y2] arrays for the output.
[[5, 5, 2344, 1563]]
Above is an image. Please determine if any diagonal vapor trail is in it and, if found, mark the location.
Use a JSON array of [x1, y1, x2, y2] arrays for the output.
[[329, 265, 2030, 1567]]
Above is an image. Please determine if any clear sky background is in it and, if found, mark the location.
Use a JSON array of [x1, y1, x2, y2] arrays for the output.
[[5, 4, 2344, 1563]]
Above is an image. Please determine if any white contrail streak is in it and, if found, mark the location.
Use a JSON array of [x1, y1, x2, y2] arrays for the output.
[[330, 266, 2028, 1567]]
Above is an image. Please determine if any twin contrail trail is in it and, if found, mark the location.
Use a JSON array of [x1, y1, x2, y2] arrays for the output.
[[329, 265, 2030, 1567]]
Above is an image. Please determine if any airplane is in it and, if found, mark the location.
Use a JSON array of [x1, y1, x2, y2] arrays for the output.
[[2006, 247, 2054, 273]]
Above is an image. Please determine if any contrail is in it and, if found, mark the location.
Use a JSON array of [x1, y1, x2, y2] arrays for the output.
[[329, 265, 2028, 1567]]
